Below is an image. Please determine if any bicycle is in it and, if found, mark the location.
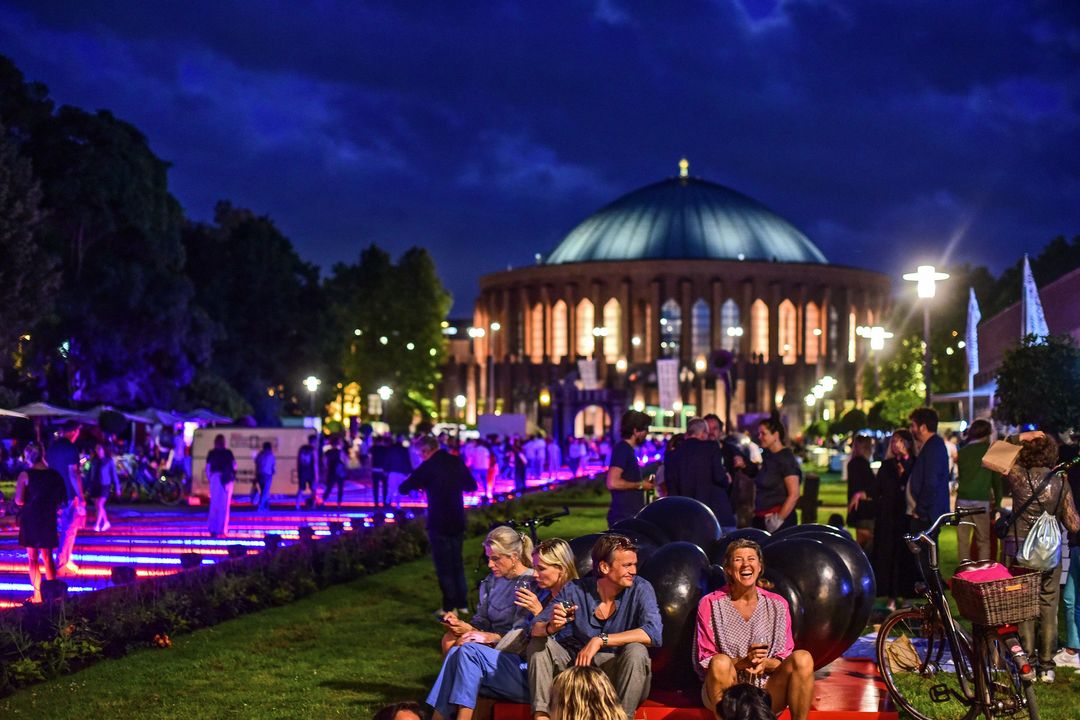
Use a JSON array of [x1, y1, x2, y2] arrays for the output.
[[115, 454, 185, 506], [876, 507, 1040, 720]]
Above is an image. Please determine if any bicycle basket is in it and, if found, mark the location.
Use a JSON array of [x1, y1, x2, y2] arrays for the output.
[[951, 569, 1040, 625]]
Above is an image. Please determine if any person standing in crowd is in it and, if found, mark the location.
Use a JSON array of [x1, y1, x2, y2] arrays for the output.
[[906, 408, 950, 533], [695, 539, 814, 720], [605, 410, 655, 527], [470, 438, 491, 502], [511, 438, 528, 493], [845, 435, 876, 549], [1056, 433, 1080, 670], [567, 436, 584, 477], [954, 420, 1002, 562], [750, 418, 801, 532], [205, 434, 237, 537], [14, 443, 66, 603], [666, 418, 735, 528], [47, 421, 84, 575], [385, 435, 414, 508], [399, 436, 477, 616], [545, 437, 562, 480], [528, 534, 662, 720], [89, 443, 120, 533], [370, 435, 389, 508], [295, 434, 320, 510], [870, 430, 919, 608], [253, 441, 275, 512], [1002, 431, 1080, 683], [703, 414, 724, 443], [324, 434, 347, 506]]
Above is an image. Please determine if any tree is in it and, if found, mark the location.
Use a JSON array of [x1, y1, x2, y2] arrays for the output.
[[324, 245, 451, 431], [183, 202, 325, 421], [994, 334, 1080, 434], [0, 124, 57, 365], [868, 335, 926, 429]]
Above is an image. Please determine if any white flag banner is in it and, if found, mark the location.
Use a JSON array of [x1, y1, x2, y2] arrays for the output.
[[966, 287, 981, 376], [577, 359, 598, 390], [1021, 254, 1049, 342], [656, 358, 680, 410]]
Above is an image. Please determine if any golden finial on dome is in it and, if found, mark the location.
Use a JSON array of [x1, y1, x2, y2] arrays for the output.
[[678, 158, 689, 178]]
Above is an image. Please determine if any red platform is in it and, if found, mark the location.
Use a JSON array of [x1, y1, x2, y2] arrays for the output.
[[494, 658, 897, 719]]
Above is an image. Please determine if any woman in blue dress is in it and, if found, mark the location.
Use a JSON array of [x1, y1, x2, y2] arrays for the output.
[[429, 538, 578, 720]]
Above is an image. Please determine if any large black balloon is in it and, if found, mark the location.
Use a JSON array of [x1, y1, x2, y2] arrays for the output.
[[795, 530, 876, 658], [769, 523, 852, 543], [710, 528, 771, 565], [763, 536, 856, 669], [761, 566, 805, 639], [639, 542, 710, 693], [636, 497, 721, 551], [568, 533, 604, 579], [604, 521, 665, 569]]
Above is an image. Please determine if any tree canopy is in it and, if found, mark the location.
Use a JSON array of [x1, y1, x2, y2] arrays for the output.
[[994, 334, 1080, 435]]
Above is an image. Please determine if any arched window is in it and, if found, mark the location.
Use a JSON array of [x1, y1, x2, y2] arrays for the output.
[[576, 299, 595, 357], [660, 299, 681, 358], [778, 300, 797, 365], [805, 302, 821, 364], [828, 305, 838, 363], [720, 299, 740, 352], [691, 299, 710, 358], [848, 307, 857, 363], [530, 303, 544, 363], [750, 299, 769, 361], [602, 298, 621, 362], [551, 300, 567, 362]]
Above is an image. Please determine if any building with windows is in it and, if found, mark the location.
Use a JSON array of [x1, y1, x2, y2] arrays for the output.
[[439, 163, 891, 437]]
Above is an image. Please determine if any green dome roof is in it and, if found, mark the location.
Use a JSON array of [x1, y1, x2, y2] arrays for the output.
[[546, 175, 827, 265]]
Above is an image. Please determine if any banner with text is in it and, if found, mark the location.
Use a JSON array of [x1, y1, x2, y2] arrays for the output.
[[577, 359, 598, 390]]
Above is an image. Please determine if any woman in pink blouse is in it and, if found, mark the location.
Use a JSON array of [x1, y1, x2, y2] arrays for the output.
[[694, 539, 814, 720]]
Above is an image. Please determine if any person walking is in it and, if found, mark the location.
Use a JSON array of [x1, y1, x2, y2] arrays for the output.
[[46, 421, 84, 575], [399, 435, 478, 615], [205, 434, 237, 537], [14, 443, 66, 603], [954, 420, 1002, 562], [295, 434, 320, 509], [323, 435, 347, 506], [90, 443, 121, 532], [906, 408, 951, 534], [385, 435, 413, 508], [252, 441, 275, 511], [605, 410, 655, 527]]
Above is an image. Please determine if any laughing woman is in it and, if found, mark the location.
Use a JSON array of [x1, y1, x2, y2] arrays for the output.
[[695, 539, 814, 720], [428, 538, 578, 720]]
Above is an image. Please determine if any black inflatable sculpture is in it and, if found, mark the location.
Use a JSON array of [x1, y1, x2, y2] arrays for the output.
[[582, 496, 875, 691]]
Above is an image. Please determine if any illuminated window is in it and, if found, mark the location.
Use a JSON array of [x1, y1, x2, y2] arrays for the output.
[[660, 299, 681, 358], [750, 299, 769, 361], [602, 298, 621, 362], [805, 302, 820, 364], [720, 299, 740, 351], [691, 299, 710, 358], [552, 300, 567, 362], [576, 299, 595, 356], [778, 300, 797, 365], [530, 304, 544, 363], [848, 308, 857, 363], [828, 305, 838, 362]]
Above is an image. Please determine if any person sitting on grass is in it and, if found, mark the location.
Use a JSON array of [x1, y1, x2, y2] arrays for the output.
[[528, 533, 662, 720], [440, 525, 534, 655], [428, 538, 578, 720], [694, 539, 814, 720], [548, 665, 625, 720]]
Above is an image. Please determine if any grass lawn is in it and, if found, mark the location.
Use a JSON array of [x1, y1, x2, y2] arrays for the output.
[[2, 481, 1077, 718]]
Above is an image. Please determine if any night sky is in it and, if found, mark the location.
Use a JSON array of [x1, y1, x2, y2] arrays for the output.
[[2, 1, 1078, 313]]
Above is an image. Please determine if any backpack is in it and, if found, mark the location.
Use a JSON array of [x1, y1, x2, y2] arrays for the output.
[[1015, 473, 1064, 571]]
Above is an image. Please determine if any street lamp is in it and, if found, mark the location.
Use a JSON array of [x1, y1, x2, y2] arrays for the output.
[[377, 385, 393, 420], [303, 375, 320, 416], [487, 323, 500, 414], [454, 394, 466, 420], [902, 265, 949, 406]]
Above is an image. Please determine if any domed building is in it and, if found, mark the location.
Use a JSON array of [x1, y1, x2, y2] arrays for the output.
[[440, 162, 891, 438]]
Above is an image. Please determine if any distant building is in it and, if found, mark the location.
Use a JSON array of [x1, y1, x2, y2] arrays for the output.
[[439, 163, 891, 438]]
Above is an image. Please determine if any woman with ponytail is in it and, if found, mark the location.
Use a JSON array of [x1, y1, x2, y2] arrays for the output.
[[440, 525, 535, 654]]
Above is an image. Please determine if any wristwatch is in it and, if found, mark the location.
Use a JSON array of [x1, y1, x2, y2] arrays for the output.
[[599, 632, 609, 647]]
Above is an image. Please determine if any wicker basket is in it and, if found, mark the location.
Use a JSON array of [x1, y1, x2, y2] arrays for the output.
[[952, 569, 1040, 626]]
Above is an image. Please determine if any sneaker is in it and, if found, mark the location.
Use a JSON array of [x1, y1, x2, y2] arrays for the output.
[[455, 607, 470, 617], [433, 608, 451, 619], [1052, 648, 1080, 668], [1038, 668, 1055, 684]]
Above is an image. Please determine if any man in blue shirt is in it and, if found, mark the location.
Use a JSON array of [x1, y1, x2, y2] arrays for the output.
[[46, 421, 84, 574], [606, 410, 655, 526], [528, 534, 662, 720], [907, 407, 951, 532]]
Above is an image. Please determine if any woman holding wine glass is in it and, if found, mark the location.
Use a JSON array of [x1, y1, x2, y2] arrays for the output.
[[694, 539, 815, 720]]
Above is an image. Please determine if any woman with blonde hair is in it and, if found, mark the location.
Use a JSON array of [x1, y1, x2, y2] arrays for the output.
[[429, 538, 578, 720], [440, 525, 535, 654], [549, 665, 624, 720]]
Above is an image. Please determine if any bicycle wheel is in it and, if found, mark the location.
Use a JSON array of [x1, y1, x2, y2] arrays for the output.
[[977, 632, 1039, 720], [156, 475, 184, 506], [876, 607, 979, 720]]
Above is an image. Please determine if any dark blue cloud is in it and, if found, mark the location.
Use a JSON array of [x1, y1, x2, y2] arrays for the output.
[[0, 0, 1077, 311]]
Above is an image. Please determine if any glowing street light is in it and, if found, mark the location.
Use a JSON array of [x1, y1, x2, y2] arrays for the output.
[[903, 264, 949, 405], [303, 375, 320, 416], [377, 385, 393, 401]]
